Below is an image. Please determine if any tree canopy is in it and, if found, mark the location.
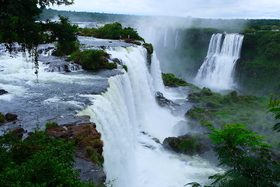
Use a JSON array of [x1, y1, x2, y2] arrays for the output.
[[0, 0, 74, 49]]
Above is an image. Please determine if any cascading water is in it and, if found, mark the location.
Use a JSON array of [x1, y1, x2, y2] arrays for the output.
[[194, 33, 244, 90], [79, 46, 222, 187]]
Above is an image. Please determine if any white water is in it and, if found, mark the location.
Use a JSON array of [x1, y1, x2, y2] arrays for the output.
[[194, 33, 244, 91], [79, 46, 222, 187]]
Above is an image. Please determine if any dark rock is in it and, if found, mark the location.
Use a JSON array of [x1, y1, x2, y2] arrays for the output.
[[5, 113, 17, 122], [11, 127, 27, 139], [73, 157, 106, 184], [0, 89, 8, 95], [163, 133, 211, 156], [155, 92, 179, 111], [112, 58, 122, 65], [44, 61, 81, 72]]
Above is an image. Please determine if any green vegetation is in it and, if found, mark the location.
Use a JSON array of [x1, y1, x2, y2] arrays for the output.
[[186, 88, 279, 145], [94, 22, 143, 41], [0, 129, 100, 187], [46, 16, 79, 56], [268, 94, 280, 132], [0, 1, 75, 51], [68, 49, 117, 70], [236, 31, 280, 96], [162, 73, 200, 90], [45, 122, 59, 129], [72, 124, 104, 166], [0, 112, 5, 123], [143, 43, 153, 54], [187, 96, 280, 187], [187, 123, 280, 187]]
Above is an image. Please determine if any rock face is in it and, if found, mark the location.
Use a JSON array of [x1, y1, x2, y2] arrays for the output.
[[46, 122, 105, 184], [0, 112, 18, 124], [0, 89, 8, 95], [155, 91, 179, 112], [5, 113, 18, 122], [163, 133, 211, 156]]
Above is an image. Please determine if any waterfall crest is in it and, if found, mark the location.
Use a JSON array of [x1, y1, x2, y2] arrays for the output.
[[195, 33, 244, 90], [79, 46, 221, 187]]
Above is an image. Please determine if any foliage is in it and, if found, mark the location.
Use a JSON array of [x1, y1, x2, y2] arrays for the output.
[[205, 123, 280, 187], [46, 16, 79, 56], [162, 73, 199, 88], [68, 49, 117, 70], [45, 122, 59, 129], [71, 124, 104, 166], [78, 28, 96, 37], [186, 89, 280, 146], [236, 31, 280, 95], [85, 146, 104, 167], [143, 43, 153, 54], [94, 22, 143, 40], [268, 94, 280, 132], [0, 129, 100, 187], [0, 112, 5, 123], [0, 0, 73, 50]]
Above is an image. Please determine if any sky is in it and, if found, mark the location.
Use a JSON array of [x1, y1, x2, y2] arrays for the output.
[[52, 0, 280, 19]]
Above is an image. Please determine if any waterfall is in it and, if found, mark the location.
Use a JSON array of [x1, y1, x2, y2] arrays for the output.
[[164, 28, 168, 47], [195, 33, 244, 90], [175, 29, 179, 49], [79, 46, 221, 187]]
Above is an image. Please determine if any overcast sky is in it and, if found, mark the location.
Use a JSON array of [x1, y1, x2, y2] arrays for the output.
[[52, 0, 280, 19]]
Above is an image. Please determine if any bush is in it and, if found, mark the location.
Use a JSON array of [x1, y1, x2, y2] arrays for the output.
[[0, 112, 5, 123], [143, 43, 154, 54], [162, 73, 189, 87], [45, 122, 59, 129], [68, 49, 117, 70], [94, 22, 143, 41], [0, 130, 98, 187]]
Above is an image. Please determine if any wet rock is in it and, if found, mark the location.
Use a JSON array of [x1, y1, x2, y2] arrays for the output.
[[11, 127, 27, 139], [5, 113, 18, 122], [44, 61, 81, 72], [46, 122, 105, 183], [155, 91, 179, 111], [163, 133, 211, 156], [73, 157, 106, 184], [0, 89, 8, 95]]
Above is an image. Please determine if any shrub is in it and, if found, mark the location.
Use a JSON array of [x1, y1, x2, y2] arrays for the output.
[[94, 22, 143, 41], [45, 122, 59, 129], [143, 43, 154, 54], [0, 113, 5, 123], [162, 73, 189, 87], [0, 130, 98, 187], [68, 49, 117, 70]]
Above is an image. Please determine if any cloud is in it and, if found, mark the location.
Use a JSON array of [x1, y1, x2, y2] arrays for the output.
[[52, 0, 280, 19]]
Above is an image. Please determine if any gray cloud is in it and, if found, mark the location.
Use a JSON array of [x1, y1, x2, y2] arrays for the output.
[[53, 0, 280, 19]]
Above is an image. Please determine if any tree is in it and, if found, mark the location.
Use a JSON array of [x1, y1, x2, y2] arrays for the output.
[[0, 0, 76, 73], [46, 15, 79, 56], [268, 94, 280, 132], [0, 0, 74, 50], [186, 123, 280, 187]]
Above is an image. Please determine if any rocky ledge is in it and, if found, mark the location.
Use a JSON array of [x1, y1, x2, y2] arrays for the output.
[[8, 121, 106, 184], [163, 133, 211, 156]]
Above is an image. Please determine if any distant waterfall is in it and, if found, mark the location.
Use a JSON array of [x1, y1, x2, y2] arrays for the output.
[[79, 46, 221, 187], [195, 33, 244, 90]]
